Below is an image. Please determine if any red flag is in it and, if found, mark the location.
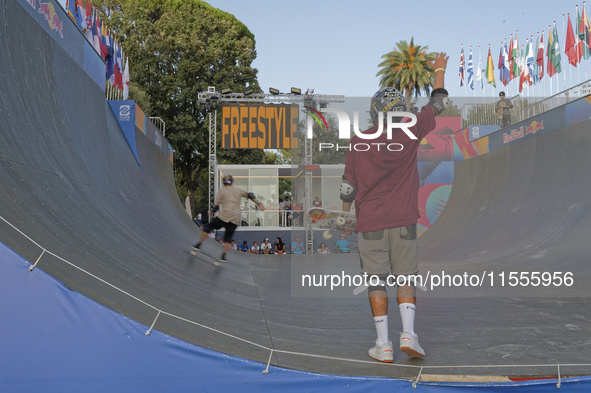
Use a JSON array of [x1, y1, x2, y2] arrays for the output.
[[565, 14, 579, 66], [547, 25, 557, 77], [537, 31, 544, 80]]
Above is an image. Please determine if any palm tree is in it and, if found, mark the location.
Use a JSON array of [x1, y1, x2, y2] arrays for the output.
[[377, 38, 436, 111]]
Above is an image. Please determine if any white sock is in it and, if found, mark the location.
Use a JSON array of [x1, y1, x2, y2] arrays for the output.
[[399, 303, 416, 336], [373, 315, 389, 346]]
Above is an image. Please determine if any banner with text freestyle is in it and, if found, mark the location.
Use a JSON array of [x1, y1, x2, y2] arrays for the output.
[[221, 104, 299, 149]]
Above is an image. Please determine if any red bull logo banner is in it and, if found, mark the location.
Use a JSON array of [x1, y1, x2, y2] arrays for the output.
[[221, 104, 299, 149], [38, 2, 63, 38], [488, 106, 566, 151], [503, 120, 544, 144]]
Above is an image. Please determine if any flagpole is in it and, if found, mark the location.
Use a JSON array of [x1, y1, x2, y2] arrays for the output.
[[577, 6, 581, 90], [586, 1, 589, 83], [548, 25, 556, 97], [563, 14, 567, 92], [479, 45, 484, 99]]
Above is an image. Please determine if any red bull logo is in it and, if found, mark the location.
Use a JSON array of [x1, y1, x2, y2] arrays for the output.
[[503, 120, 544, 144], [38, 2, 63, 38], [525, 120, 544, 135]]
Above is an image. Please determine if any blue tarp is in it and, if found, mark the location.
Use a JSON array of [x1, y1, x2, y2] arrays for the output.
[[1, 241, 590, 392]]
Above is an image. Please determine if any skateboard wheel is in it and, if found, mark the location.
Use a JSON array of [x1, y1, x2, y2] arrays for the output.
[[323, 230, 332, 240], [336, 217, 346, 226]]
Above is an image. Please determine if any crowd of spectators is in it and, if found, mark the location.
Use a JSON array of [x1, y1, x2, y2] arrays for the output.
[[193, 204, 353, 254], [197, 233, 354, 255]]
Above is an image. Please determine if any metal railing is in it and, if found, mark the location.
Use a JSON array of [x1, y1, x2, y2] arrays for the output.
[[460, 80, 591, 129], [149, 117, 166, 136]]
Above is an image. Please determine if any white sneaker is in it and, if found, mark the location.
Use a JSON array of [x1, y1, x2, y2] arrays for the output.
[[368, 340, 394, 363], [399, 332, 425, 357]]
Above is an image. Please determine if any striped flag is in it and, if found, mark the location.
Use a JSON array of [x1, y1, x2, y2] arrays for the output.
[[547, 25, 557, 77], [578, 3, 591, 59], [467, 48, 474, 90], [486, 46, 496, 88]]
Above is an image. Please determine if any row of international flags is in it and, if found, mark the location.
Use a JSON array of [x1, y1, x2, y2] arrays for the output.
[[458, 3, 591, 95], [65, 0, 129, 98]]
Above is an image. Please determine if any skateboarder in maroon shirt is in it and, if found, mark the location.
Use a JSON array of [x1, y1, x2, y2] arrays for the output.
[[341, 52, 449, 362]]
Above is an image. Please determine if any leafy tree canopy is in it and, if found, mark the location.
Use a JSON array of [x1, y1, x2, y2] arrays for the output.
[[94, 0, 264, 213]]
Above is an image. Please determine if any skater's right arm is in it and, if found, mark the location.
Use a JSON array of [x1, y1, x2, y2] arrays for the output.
[[243, 191, 265, 211]]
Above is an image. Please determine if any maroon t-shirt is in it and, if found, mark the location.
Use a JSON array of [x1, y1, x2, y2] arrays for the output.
[[344, 106, 436, 232]]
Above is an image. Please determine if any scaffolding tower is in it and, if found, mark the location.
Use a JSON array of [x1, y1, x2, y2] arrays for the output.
[[197, 88, 345, 253]]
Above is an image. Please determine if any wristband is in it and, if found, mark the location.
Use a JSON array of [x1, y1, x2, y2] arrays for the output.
[[434, 68, 445, 73]]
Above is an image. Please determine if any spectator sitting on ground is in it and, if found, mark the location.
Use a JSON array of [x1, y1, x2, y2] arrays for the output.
[[291, 237, 304, 254], [250, 241, 260, 254], [318, 243, 331, 254], [229, 240, 237, 250], [238, 240, 249, 252], [261, 238, 273, 254], [274, 237, 286, 254], [334, 234, 351, 254]]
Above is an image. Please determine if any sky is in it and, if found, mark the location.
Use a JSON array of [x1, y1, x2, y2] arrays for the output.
[[204, 0, 591, 99]]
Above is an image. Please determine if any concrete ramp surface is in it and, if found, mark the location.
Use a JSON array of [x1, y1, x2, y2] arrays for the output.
[[0, 0, 590, 386]]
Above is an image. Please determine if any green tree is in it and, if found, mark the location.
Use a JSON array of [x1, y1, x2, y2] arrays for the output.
[[94, 0, 262, 215], [377, 38, 436, 111]]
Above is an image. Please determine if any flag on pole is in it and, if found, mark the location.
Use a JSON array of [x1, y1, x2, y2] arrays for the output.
[[500, 42, 510, 86], [576, 6, 585, 63], [459, 46, 465, 87], [551, 22, 562, 73], [537, 31, 545, 80], [565, 13, 579, 66], [527, 37, 535, 84], [509, 34, 515, 80], [467, 48, 474, 90], [66, 0, 75, 22], [486, 46, 496, 88], [511, 32, 520, 80], [476, 48, 484, 89], [497, 44, 504, 84], [519, 45, 527, 92], [547, 25, 557, 77], [77, 0, 86, 33], [578, 3, 591, 59], [85, 0, 93, 43]]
